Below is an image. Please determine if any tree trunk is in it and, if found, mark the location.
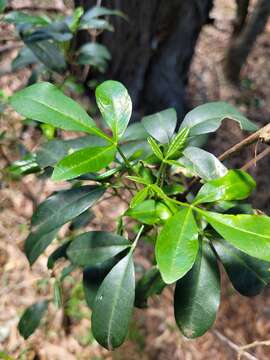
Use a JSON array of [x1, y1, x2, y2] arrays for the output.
[[76, 0, 213, 120], [224, 0, 270, 84]]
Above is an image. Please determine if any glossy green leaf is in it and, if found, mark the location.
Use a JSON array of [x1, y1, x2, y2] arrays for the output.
[[142, 108, 177, 144], [8, 153, 40, 177], [24, 21, 72, 43], [212, 238, 270, 297], [52, 145, 116, 181], [165, 128, 190, 159], [47, 240, 72, 269], [147, 137, 164, 160], [126, 200, 158, 225], [182, 146, 227, 180], [67, 231, 130, 266], [203, 211, 270, 261], [130, 187, 149, 208], [96, 80, 132, 139], [156, 207, 199, 284], [10, 82, 108, 139], [31, 186, 105, 237], [92, 252, 135, 350], [135, 267, 166, 308], [36, 136, 108, 168], [180, 101, 257, 136], [25, 228, 59, 266], [18, 300, 49, 339], [174, 241, 220, 338], [193, 170, 256, 205]]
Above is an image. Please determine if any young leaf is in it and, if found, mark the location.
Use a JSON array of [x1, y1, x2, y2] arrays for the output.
[[193, 170, 256, 205], [165, 128, 190, 159], [142, 108, 177, 144], [126, 200, 158, 225], [126, 176, 150, 185], [95, 80, 132, 139], [52, 145, 116, 181], [10, 82, 108, 139], [182, 146, 227, 180], [130, 187, 149, 208], [67, 231, 130, 266], [122, 123, 148, 142], [180, 101, 257, 136], [174, 241, 220, 338], [147, 137, 163, 160], [18, 300, 49, 339], [156, 207, 199, 284], [212, 238, 270, 297], [31, 186, 105, 237], [135, 267, 166, 308], [203, 211, 270, 261], [25, 228, 59, 266], [53, 280, 62, 309], [4, 11, 51, 25], [91, 252, 135, 350]]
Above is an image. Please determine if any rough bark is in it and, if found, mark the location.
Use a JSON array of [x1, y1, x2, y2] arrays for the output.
[[224, 0, 270, 84], [76, 0, 213, 120]]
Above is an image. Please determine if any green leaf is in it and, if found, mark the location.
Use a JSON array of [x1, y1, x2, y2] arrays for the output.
[[0, 0, 7, 13], [52, 144, 116, 181], [95, 80, 132, 139], [182, 146, 227, 180], [24, 21, 72, 42], [36, 136, 108, 168], [165, 128, 190, 159], [126, 200, 158, 225], [18, 301, 49, 339], [47, 240, 71, 269], [83, 254, 126, 309], [142, 108, 177, 144], [193, 170, 256, 205], [135, 267, 166, 308], [8, 153, 40, 177], [122, 123, 148, 142], [78, 42, 111, 72], [12, 47, 38, 71], [67, 231, 130, 266], [91, 252, 135, 350], [10, 82, 108, 139], [212, 238, 270, 297], [156, 207, 199, 284], [25, 228, 59, 266], [126, 176, 151, 185], [203, 211, 270, 261], [53, 280, 62, 309], [31, 186, 105, 237], [81, 6, 127, 21], [4, 11, 51, 25], [147, 137, 164, 160], [174, 241, 220, 338], [130, 187, 149, 208], [180, 102, 257, 136], [24, 40, 67, 74]]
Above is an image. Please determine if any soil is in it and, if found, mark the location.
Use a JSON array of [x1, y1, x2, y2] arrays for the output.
[[1, 1, 270, 359]]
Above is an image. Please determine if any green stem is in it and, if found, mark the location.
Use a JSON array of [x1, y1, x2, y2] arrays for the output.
[[131, 225, 145, 250], [155, 161, 166, 186]]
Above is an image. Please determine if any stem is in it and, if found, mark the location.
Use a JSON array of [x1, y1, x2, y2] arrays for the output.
[[116, 146, 139, 176], [155, 161, 166, 186], [131, 225, 145, 249], [218, 123, 270, 161], [241, 147, 270, 171]]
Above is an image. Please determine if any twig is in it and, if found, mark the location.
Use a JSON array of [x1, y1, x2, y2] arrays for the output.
[[213, 330, 258, 360], [218, 123, 270, 161], [241, 147, 270, 171]]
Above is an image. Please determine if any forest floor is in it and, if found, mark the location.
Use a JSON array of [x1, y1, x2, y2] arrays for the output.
[[1, 0, 270, 359]]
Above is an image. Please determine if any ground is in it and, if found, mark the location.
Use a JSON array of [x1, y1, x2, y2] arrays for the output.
[[1, 0, 270, 359]]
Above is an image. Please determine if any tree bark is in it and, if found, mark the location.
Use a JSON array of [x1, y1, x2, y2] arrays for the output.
[[76, 0, 213, 120], [224, 0, 270, 84]]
